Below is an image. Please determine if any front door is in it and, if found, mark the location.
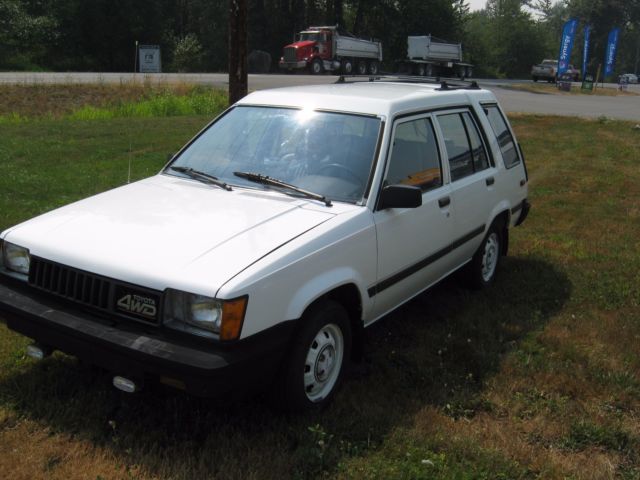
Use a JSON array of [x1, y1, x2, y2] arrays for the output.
[[370, 114, 456, 321]]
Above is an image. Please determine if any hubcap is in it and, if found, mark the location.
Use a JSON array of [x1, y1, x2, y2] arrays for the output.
[[481, 232, 499, 282], [304, 324, 344, 402]]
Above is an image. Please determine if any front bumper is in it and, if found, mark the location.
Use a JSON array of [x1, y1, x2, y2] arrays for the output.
[[279, 60, 307, 70], [0, 279, 294, 397]]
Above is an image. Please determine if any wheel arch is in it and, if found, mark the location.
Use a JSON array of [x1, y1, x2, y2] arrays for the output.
[[293, 281, 364, 362], [488, 208, 510, 256]]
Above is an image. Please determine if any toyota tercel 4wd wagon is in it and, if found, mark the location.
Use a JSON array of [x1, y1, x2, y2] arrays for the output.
[[0, 79, 529, 410]]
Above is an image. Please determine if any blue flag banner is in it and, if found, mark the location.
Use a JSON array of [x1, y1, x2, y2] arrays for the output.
[[582, 25, 591, 78], [604, 27, 621, 78], [558, 18, 578, 76]]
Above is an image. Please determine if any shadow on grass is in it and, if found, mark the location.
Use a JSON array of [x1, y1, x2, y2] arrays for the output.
[[0, 257, 570, 479]]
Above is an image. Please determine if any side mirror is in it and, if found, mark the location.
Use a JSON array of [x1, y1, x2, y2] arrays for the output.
[[378, 184, 422, 210]]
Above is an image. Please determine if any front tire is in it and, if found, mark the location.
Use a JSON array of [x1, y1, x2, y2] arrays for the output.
[[310, 58, 323, 75], [273, 300, 351, 411], [465, 224, 504, 289]]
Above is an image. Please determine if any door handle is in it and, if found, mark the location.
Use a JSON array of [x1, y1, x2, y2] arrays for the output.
[[438, 196, 450, 208], [520, 179, 526, 186], [485, 177, 495, 186]]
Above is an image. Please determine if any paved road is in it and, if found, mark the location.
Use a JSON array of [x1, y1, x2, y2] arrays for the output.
[[1, 72, 638, 121]]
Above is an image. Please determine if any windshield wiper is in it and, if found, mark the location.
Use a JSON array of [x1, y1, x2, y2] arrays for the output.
[[169, 166, 232, 191], [233, 171, 332, 207]]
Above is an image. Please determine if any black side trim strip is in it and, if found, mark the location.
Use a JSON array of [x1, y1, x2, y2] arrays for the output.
[[367, 224, 485, 297]]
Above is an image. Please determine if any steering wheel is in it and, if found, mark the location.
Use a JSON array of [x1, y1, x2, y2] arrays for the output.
[[316, 163, 363, 186]]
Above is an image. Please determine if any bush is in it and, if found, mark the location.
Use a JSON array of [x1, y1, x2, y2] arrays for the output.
[[172, 34, 204, 73]]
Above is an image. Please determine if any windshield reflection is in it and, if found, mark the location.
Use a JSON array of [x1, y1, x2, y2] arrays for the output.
[[168, 106, 381, 203]]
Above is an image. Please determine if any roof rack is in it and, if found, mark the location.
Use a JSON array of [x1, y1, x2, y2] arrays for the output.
[[335, 74, 481, 91]]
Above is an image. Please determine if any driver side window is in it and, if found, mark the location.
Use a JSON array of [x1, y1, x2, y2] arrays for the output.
[[385, 117, 442, 192]]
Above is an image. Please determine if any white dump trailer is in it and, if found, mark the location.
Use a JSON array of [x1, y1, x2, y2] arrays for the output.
[[398, 35, 473, 79]]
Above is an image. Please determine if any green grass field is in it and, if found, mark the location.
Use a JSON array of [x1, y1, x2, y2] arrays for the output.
[[0, 86, 639, 479]]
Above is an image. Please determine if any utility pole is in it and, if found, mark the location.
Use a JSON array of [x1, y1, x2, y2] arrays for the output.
[[228, 0, 248, 106], [635, 35, 639, 75]]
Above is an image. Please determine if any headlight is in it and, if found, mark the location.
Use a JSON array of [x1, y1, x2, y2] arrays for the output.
[[164, 289, 247, 341], [2, 241, 31, 275]]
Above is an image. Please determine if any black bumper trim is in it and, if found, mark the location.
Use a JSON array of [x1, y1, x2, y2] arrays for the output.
[[0, 279, 294, 397], [512, 199, 530, 226]]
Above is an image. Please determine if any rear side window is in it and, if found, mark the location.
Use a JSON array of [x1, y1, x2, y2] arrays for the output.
[[485, 106, 520, 169], [385, 117, 442, 192], [437, 112, 489, 182]]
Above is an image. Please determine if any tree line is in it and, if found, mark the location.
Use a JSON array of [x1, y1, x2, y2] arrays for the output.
[[0, 0, 638, 78]]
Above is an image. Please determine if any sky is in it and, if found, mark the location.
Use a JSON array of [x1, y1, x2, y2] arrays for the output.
[[468, 0, 487, 11]]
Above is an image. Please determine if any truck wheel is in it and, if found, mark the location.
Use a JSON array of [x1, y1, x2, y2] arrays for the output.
[[465, 224, 505, 289], [368, 60, 379, 75], [341, 58, 354, 75], [532, 76, 538, 82], [273, 300, 351, 411], [310, 58, 323, 75], [459, 66, 466, 80], [466, 67, 473, 79], [417, 64, 426, 76], [356, 60, 367, 75], [425, 63, 433, 77]]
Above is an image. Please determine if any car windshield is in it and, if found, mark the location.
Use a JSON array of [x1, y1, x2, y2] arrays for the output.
[[298, 32, 323, 42], [167, 106, 381, 204]]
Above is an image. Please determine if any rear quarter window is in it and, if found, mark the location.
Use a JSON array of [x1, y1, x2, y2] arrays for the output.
[[485, 106, 520, 169]]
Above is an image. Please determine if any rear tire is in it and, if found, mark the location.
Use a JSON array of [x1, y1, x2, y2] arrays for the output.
[[368, 60, 379, 75], [425, 63, 433, 77], [356, 60, 367, 75], [341, 58, 354, 75], [272, 300, 351, 411], [465, 224, 505, 289]]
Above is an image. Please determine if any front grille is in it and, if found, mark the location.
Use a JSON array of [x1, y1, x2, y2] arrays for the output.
[[284, 47, 297, 63], [27, 257, 161, 324], [29, 257, 110, 309]]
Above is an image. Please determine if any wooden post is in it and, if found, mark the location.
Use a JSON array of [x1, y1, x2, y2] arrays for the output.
[[228, 0, 248, 106]]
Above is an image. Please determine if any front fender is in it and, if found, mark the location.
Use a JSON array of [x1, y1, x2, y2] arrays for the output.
[[284, 268, 367, 321]]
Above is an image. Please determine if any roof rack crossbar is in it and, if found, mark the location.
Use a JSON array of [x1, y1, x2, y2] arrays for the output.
[[335, 74, 481, 91]]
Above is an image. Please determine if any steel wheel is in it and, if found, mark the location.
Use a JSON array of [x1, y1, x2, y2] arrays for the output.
[[272, 300, 351, 411], [311, 58, 323, 75], [303, 323, 344, 402], [465, 223, 505, 289], [481, 232, 500, 282]]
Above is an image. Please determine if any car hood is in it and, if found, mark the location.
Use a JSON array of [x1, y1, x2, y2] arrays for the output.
[[4, 175, 337, 295], [285, 40, 316, 50]]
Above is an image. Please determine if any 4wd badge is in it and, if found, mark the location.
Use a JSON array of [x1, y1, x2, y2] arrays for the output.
[[115, 288, 158, 321]]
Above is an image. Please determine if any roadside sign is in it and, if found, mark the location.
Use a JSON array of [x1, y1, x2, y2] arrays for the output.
[[557, 72, 573, 92], [138, 45, 162, 73], [581, 73, 594, 91]]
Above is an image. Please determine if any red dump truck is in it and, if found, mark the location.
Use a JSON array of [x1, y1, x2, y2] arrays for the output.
[[279, 26, 382, 75]]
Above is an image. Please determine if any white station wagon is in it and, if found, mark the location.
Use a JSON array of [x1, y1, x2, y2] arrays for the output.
[[0, 79, 529, 410]]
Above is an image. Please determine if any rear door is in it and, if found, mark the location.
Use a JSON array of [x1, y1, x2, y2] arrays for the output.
[[434, 108, 496, 262]]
